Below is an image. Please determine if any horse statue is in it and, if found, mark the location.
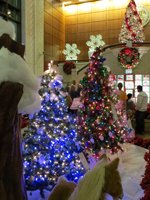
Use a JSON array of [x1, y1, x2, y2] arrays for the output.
[[48, 158, 123, 200]]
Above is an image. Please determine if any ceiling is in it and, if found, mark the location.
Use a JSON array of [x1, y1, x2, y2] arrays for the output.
[[52, 0, 98, 6]]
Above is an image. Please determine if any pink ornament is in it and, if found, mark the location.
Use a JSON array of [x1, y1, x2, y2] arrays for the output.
[[109, 131, 113, 137], [99, 135, 104, 141]]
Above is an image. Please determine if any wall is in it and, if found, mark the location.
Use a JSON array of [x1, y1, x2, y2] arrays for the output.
[[44, 0, 65, 70], [64, 0, 150, 61]]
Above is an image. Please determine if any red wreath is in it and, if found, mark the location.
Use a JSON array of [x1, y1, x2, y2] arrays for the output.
[[118, 47, 140, 69], [63, 61, 76, 75]]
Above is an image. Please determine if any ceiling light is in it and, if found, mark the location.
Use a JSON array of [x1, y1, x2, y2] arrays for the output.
[[63, 1, 72, 5], [79, 0, 87, 2]]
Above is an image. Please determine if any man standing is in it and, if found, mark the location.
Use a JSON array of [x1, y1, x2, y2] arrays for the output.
[[136, 85, 148, 134]]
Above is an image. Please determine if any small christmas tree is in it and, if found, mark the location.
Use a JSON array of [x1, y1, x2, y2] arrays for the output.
[[77, 48, 132, 159], [119, 0, 145, 43], [23, 70, 85, 193], [140, 149, 150, 200]]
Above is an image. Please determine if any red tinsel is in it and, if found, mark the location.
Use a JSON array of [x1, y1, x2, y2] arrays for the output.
[[63, 61, 76, 75]]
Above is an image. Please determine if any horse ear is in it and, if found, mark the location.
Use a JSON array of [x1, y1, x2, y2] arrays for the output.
[[105, 158, 119, 170]]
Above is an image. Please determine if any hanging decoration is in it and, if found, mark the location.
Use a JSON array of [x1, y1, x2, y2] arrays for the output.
[[63, 43, 80, 61], [86, 34, 105, 58], [63, 61, 76, 75], [119, 0, 145, 43], [86, 34, 105, 51], [118, 47, 140, 69]]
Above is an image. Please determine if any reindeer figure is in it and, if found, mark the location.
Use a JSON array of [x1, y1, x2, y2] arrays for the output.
[[48, 158, 123, 200]]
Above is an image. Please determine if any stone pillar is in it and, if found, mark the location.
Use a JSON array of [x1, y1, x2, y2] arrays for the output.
[[22, 0, 44, 76]]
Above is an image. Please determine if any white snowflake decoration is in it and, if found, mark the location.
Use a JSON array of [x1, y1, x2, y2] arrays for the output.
[[63, 43, 80, 61], [86, 34, 105, 51]]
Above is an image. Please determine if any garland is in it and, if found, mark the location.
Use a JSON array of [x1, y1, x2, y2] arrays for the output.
[[63, 61, 76, 75], [118, 47, 140, 69]]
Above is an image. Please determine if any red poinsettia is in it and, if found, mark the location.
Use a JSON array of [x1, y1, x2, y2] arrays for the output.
[[140, 149, 150, 200], [21, 115, 29, 129], [63, 61, 76, 75], [124, 48, 132, 55], [133, 136, 150, 149]]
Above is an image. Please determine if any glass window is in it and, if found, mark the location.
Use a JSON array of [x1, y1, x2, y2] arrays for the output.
[[126, 89, 133, 95], [117, 75, 124, 87], [143, 75, 150, 86], [115, 74, 150, 103], [125, 81, 134, 89], [126, 74, 133, 81], [135, 80, 142, 86], [7, 0, 21, 8], [117, 75, 124, 81], [135, 74, 142, 81], [0, 0, 21, 42]]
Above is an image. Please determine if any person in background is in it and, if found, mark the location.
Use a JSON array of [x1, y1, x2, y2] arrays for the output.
[[69, 80, 78, 100], [135, 85, 148, 134], [117, 82, 127, 110], [127, 93, 136, 113], [65, 83, 70, 93], [126, 93, 136, 128], [61, 87, 72, 108], [76, 83, 83, 97]]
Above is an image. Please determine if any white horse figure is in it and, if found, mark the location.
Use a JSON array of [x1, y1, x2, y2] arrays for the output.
[[48, 158, 123, 200]]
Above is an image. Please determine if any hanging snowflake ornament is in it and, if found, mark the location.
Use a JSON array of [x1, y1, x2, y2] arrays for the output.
[[86, 34, 105, 51], [63, 43, 80, 61]]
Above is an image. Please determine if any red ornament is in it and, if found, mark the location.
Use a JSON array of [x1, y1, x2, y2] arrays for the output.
[[96, 106, 100, 110]]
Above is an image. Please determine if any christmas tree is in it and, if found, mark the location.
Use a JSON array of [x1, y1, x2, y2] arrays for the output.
[[77, 48, 133, 159], [119, 0, 145, 43], [140, 149, 150, 200], [23, 70, 85, 193]]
